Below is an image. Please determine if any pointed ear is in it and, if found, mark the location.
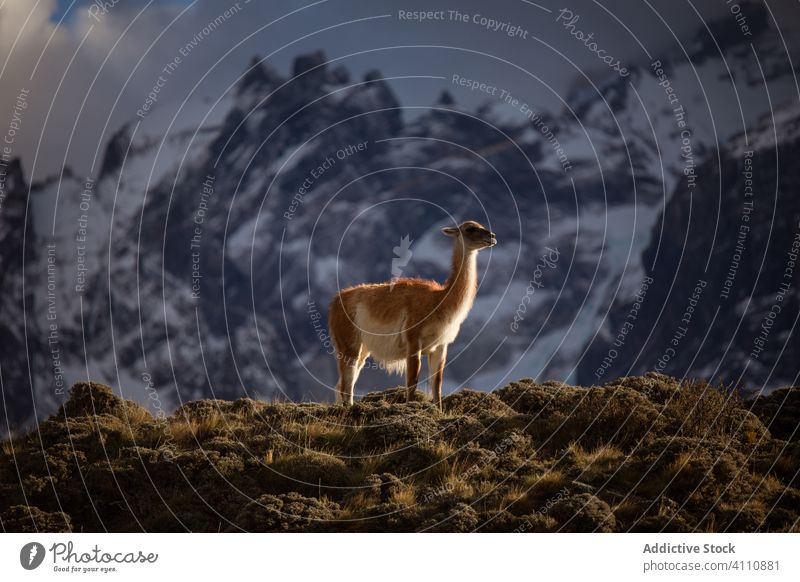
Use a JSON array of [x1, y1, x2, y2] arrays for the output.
[[441, 227, 459, 236]]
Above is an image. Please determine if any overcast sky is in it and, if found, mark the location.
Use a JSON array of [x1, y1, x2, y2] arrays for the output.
[[1, 0, 797, 180]]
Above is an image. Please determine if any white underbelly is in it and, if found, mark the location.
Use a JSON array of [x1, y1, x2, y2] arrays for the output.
[[354, 305, 408, 364]]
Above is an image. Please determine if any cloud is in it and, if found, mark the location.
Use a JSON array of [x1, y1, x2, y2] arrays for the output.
[[0, 0, 263, 180], [0, 0, 789, 182]]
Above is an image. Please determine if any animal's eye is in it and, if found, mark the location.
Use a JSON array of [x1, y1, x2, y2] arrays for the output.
[[465, 226, 476, 233]]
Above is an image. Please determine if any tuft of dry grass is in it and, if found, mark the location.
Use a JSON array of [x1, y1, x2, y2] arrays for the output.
[[282, 419, 349, 451], [437, 470, 477, 501], [611, 499, 640, 522], [471, 479, 496, 497], [664, 380, 743, 439], [664, 451, 694, 480], [168, 411, 227, 445], [517, 470, 571, 514], [389, 484, 417, 505], [570, 443, 626, 483], [525, 469, 568, 492], [121, 406, 153, 426], [424, 441, 457, 483], [500, 485, 529, 511], [1, 439, 15, 456], [342, 491, 373, 515], [742, 429, 759, 444], [755, 474, 785, 496]]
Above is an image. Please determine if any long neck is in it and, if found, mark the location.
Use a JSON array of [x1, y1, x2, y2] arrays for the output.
[[442, 240, 478, 314]]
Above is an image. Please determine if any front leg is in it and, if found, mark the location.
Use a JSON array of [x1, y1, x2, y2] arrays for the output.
[[405, 351, 421, 402], [428, 345, 447, 410]]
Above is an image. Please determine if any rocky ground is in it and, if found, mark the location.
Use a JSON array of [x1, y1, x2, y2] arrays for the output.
[[1, 373, 798, 532]]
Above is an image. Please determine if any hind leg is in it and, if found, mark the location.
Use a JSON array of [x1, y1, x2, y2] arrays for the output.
[[337, 346, 367, 405], [335, 353, 351, 404], [428, 344, 447, 411], [330, 292, 365, 405], [405, 351, 421, 402]]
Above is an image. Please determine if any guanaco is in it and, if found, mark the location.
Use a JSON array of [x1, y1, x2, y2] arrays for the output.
[[328, 220, 496, 409]]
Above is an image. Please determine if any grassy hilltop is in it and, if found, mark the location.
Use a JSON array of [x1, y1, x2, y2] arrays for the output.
[[1, 374, 798, 532]]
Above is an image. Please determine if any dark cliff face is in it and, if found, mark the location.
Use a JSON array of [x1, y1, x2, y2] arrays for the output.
[[0, 160, 42, 435], [578, 113, 800, 390], [0, 160, 28, 290]]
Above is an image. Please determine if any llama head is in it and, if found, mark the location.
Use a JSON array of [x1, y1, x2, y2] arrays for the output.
[[442, 220, 497, 250]]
